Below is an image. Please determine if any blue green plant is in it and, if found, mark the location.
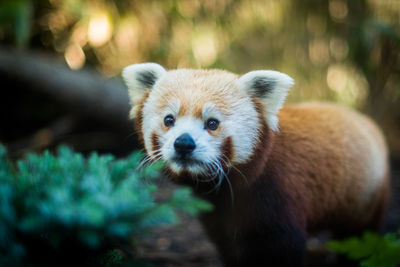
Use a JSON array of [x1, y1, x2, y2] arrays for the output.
[[0, 144, 212, 266]]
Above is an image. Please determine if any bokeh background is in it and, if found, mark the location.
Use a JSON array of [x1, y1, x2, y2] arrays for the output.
[[1, 0, 400, 155], [0, 0, 399, 266]]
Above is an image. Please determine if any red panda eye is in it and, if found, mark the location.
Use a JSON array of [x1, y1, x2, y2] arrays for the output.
[[164, 115, 175, 127], [206, 118, 219, 131]]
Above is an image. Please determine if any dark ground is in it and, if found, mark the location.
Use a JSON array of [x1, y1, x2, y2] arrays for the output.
[[1, 80, 399, 267]]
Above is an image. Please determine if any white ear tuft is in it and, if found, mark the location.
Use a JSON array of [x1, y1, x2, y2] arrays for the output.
[[237, 70, 294, 131], [122, 63, 166, 118]]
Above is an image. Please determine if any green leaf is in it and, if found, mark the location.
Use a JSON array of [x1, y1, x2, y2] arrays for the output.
[[327, 231, 400, 267]]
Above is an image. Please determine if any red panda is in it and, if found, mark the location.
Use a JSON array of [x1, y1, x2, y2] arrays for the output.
[[122, 63, 390, 266]]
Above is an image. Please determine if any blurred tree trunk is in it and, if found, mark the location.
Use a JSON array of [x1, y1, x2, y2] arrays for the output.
[[0, 47, 132, 133]]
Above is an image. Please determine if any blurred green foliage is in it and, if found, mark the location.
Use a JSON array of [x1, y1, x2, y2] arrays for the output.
[[327, 231, 400, 267], [0, 144, 212, 266], [0, 0, 32, 47]]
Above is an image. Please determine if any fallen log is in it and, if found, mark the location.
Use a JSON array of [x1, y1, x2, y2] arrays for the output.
[[0, 47, 131, 132]]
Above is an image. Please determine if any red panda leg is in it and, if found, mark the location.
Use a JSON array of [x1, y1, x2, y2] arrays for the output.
[[200, 175, 307, 267]]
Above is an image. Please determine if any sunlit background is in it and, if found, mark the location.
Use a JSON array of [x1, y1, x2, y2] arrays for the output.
[[0, 0, 399, 154]]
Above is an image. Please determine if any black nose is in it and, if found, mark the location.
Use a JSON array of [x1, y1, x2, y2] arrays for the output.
[[174, 133, 196, 156]]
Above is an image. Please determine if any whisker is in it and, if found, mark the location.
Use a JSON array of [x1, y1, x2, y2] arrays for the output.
[[218, 154, 248, 187], [202, 160, 224, 194], [138, 149, 163, 169], [214, 158, 234, 204], [199, 161, 221, 194]]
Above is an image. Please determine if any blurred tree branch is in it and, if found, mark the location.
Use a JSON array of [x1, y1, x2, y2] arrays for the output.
[[0, 46, 132, 133]]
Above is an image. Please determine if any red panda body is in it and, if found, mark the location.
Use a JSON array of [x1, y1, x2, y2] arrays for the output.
[[197, 103, 390, 266], [122, 64, 390, 266]]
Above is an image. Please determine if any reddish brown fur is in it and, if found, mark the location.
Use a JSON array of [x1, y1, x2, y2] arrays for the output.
[[221, 136, 234, 163], [270, 104, 390, 233], [151, 131, 160, 155]]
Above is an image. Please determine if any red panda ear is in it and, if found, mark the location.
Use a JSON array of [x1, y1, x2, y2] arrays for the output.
[[122, 63, 166, 118], [237, 70, 294, 131]]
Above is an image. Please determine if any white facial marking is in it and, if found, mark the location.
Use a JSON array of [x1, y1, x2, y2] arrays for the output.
[[224, 97, 260, 163], [202, 103, 223, 122], [164, 99, 181, 118]]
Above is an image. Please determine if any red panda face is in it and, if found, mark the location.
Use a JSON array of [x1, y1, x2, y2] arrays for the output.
[[140, 69, 261, 176], [122, 63, 294, 178]]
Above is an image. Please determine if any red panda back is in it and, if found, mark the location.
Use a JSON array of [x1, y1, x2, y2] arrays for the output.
[[270, 102, 390, 234]]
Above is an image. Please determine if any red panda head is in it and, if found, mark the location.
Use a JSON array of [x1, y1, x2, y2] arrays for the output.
[[122, 63, 293, 178]]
